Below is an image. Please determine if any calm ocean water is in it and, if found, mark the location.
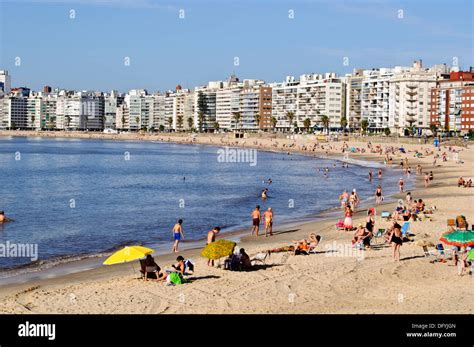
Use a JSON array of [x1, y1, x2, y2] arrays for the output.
[[0, 136, 410, 272]]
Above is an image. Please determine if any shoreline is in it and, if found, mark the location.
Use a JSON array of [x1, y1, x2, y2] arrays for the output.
[[0, 131, 472, 314], [0, 133, 407, 285]]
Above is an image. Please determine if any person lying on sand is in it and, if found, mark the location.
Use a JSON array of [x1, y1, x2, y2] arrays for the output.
[[292, 239, 310, 255]]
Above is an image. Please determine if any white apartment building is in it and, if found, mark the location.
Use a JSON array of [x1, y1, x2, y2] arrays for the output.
[[272, 73, 345, 131], [104, 91, 124, 129], [388, 61, 446, 133], [0, 70, 11, 94], [58, 92, 104, 130], [4, 96, 27, 129], [193, 82, 220, 130], [26, 95, 42, 129]]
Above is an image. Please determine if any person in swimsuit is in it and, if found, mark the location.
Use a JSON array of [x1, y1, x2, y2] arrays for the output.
[[399, 178, 404, 192], [368, 170, 373, 182], [0, 211, 11, 224], [264, 207, 273, 237], [377, 169, 382, 179], [172, 219, 184, 253], [389, 222, 403, 261], [375, 185, 383, 204], [207, 226, 221, 266], [343, 206, 353, 231], [251, 205, 261, 237]]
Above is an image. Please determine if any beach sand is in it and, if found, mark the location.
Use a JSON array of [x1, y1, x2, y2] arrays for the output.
[[0, 131, 472, 314]]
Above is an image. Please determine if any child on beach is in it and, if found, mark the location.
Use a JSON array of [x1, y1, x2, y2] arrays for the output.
[[172, 219, 184, 253]]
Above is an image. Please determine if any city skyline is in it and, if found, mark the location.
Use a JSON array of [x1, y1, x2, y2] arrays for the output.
[[1, 0, 472, 92]]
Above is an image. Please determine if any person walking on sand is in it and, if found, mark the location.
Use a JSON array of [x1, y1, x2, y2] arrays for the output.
[[172, 219, 184, 253], [251, 205, 261, 237], [206, 226, 221, 266], [389, 222, 403, 262], [424, 172, 430, 187], [264, 207, 273, 237], [375, 185, 383, 204], [398, 177, 404, 193]]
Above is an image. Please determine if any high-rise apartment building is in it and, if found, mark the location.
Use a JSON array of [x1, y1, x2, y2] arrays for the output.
[[430, 69, 474, 133]]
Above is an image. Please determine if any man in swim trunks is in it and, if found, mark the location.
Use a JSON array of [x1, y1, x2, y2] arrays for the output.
[[207, 226, 221, 266], [264, 207, 273, 237], [172, 219, 184, 253], [251, 205, 261, 237]]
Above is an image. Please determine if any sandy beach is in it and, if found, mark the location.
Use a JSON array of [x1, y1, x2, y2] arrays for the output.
[[0, 131, 473, 314]]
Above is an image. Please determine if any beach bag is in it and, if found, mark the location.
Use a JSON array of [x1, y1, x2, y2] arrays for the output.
[[168, 272, 184, 285], [336, 220, 344, 228]]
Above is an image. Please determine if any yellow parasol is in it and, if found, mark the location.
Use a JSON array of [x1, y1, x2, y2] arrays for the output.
[[103, 246, 154, 265]]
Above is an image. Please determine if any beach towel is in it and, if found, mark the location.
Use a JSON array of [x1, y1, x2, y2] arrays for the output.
[[167, 272, 184, 285]]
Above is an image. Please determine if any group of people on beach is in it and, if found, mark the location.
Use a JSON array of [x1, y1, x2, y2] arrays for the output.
[[457, 177, 472, 188], [251, 205, 273, 237]]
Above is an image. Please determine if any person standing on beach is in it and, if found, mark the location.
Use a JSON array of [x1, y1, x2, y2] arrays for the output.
[[343, 206, 353, 231], [388, 222, 403, 262], [398, 178, 404, 192], [251, 205, 261, 237], [377, 168, 382, 179], [264, 207, 273, 237], [206, 226, 221, 266], [375, 185, 383, 204], [368, 170, 373, 182], [424, 173, 430, 187], [172, 219, 185, 253]]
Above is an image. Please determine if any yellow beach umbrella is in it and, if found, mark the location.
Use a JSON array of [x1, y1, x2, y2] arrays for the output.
[[103, 246, 154, 265]]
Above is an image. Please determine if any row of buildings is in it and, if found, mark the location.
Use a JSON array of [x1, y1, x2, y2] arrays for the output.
[[1, 60, 473, 134]]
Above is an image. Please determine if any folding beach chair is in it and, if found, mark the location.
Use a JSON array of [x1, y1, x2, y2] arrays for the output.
[[422, 246, 437, 258], [435, 243, 454, 259], [251, 251, 270, 265], [372, 228, 385, 244], [401, 222, 410, 236]]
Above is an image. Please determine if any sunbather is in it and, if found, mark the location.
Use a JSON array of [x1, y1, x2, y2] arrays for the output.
[[143, 254, 167, 281], [292, 239, 310, 255]]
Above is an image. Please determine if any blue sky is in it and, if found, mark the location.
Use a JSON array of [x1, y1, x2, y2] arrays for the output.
[[0, 0, 472, 92]]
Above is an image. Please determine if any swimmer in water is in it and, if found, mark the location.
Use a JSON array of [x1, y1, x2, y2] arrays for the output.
[[0, 211, 12, 224], [261, 188, 268, 200]]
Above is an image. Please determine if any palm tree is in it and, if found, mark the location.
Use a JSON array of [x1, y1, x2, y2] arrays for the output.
[[254, 113, 261, 130], [361, 119, 369, 135], [232, 112, 242, 131], [120, 115, 125, 130], [64, 115, 71, 130], [340, 115, 348, 130], [167, 117, 173, 132], [177, 115, 184, 131], [135, 116, 140, 130], [198, 111, 206, 132], [213, 121, 220, 132], [31, 115, 36, 129], [321, 115, 330, 134], [286, 111, 295, 132], [187, 117, 194, 131], [270, 117, 277, 131], [303, 118, 311, 132]]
